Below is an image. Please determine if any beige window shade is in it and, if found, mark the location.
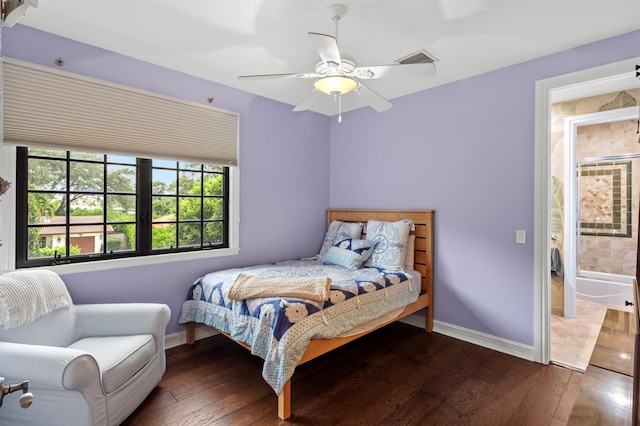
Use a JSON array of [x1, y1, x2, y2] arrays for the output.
[[2, 58, 239, 166]]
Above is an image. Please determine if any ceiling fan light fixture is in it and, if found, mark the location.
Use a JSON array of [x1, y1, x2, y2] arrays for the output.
[[314, 76, 358, 95]]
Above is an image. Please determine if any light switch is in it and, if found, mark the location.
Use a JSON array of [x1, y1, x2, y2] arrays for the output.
[[516, 230, 526, 244]]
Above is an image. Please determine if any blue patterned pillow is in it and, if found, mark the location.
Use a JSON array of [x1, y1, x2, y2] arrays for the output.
[[364, 219, 413, 270], [323, 238, 374, 269], [318, 221, 364, 259]]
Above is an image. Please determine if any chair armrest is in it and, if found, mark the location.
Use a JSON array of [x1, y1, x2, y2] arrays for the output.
[[75, 303, 171, 346], [0, 341, 101, 391]]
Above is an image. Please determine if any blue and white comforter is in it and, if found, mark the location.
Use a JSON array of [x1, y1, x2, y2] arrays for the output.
[[178, 259, 420, 394]]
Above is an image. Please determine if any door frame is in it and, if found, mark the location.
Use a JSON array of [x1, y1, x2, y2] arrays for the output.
[[534, 55, 640, 364]]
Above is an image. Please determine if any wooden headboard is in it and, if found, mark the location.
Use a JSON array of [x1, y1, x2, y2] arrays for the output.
[[326, 209, 434, 323]]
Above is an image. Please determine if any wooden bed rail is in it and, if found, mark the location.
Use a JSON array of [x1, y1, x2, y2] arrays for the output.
[[275, 291, 431, 419], [184, 290, 431, 419]]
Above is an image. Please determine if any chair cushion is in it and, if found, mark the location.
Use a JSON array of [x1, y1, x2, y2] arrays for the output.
[[67, 334, 156, 394]]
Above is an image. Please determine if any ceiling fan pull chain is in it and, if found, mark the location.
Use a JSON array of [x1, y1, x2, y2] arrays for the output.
[[338, 93, 342, 123]]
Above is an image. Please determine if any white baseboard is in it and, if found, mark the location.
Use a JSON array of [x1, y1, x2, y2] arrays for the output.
[[167, 315, 535, 363], [164, 326, 219, 349], [400, 314, 535, 362]]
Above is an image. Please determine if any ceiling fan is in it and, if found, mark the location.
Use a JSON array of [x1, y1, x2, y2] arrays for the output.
[[239, 3, 437, 120]]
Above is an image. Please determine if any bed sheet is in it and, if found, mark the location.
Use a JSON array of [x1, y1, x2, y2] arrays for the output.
[[178, 259, 420, 394]]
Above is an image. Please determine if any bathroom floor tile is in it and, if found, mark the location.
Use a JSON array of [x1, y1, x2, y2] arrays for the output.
[[550, 300, 630, 372]]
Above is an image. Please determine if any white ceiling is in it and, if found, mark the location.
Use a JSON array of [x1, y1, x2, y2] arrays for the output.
[[15, 0, 640, 116]]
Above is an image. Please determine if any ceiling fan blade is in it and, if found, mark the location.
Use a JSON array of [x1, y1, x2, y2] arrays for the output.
[[353, 62, 436, 79], [239, 72, 318, 80], [293, 88, 321, 112], [355, 81, 393, 112], [308, 32, 341, 66]]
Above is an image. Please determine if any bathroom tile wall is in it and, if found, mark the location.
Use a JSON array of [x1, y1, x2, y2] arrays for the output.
[[576, 119, 639, 275]]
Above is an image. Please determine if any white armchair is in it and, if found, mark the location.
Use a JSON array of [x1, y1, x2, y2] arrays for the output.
[[0, 270, 171, 425]]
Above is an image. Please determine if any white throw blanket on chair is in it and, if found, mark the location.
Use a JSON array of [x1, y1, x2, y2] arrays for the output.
[[0, 270, 73, 329]]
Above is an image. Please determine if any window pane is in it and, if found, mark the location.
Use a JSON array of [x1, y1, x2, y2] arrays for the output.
[[107, 154, 135, 164], [152, 196, 176, 221], [70, 162, 103, 191], [27, 226, 66, 259], [28, 147, 66, 158], [179, 223, 201, 246], [203, 197, 223, 220], [179, 171, 199, 195], [110, 223, 136, 251], [70, 194, 103, 221], [203, 164, 223, 173], [203, 173, 223, 196], [70, 152, 103, 161], [179, 197, 201, 220], [152, 169, 177, 194], [204, 222, 223, 244], [204, 173, 224, 197], [152, 159, 176, 168], [28, 193, 65, 225], [69, 227, 101, 256], [29, 158, 66, 191], [152, 223, 176, 249], [107, 194, 136, 221], [107, 164, 136, 193], [179, 162, 201, 171]]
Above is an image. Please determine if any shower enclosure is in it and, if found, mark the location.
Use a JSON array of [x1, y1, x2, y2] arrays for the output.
[[563, 107, 639, 317], [576, 156, 638, 307]]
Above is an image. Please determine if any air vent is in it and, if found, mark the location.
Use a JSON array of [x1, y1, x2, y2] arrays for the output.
[[396, 49, 439, 65]]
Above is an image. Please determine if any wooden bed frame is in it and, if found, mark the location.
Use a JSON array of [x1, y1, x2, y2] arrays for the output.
[[184, 209, 434, 420]]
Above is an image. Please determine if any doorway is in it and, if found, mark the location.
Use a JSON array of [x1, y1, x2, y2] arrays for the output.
[[549, 106, 640, 370], [534, 55, 640, 366]]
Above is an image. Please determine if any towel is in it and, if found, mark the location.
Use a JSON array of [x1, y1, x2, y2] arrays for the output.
[[0, 270, 73, 329], [551, 247, 564, 276], [227, 273, 331, 302]]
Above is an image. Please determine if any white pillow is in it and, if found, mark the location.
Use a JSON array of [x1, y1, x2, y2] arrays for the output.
[[365, 219, 413, 270], [318, 220, 363, 259]]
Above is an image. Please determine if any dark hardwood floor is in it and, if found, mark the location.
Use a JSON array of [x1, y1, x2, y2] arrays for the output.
[[123, 322, 582, 425]]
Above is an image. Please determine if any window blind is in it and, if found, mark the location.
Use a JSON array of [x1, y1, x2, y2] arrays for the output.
[[2, 58, 239, 166]]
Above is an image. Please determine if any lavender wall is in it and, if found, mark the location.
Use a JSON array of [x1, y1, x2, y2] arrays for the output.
[[330, 30, 640, 346], [3, 25, 331, 334]]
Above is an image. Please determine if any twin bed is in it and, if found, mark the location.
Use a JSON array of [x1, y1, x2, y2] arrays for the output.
[[179, 209, 434, 419]]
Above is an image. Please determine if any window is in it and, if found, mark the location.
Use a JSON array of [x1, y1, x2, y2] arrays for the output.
[[16, 147, 229, 268]]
